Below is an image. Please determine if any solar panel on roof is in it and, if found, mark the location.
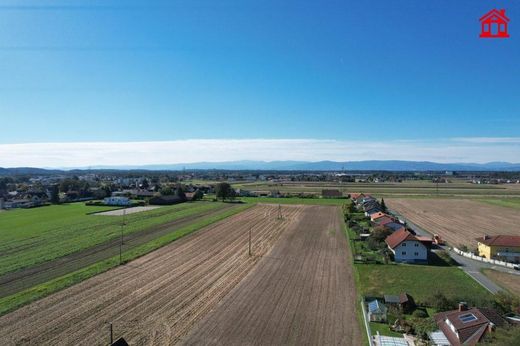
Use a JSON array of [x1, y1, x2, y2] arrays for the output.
[[459, 313, 477, 323]]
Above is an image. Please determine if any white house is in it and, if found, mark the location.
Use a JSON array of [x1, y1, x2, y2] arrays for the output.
[[103, 196, 131, 206], [385, 229, 429, 263]]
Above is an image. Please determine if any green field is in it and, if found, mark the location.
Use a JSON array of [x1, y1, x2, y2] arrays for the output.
[[356, 264, 492, 305], [0, 202, 228, 276], [478, 198, 520, 209], [0, 203, 252, 315]]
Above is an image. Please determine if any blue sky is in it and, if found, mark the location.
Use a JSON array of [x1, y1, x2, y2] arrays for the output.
[[1, 0, 519, 166]]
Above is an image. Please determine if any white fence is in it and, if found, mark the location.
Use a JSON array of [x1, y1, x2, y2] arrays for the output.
[[452, 247, 517, 269]]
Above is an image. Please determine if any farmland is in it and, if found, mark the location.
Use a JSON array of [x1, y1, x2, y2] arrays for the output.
[[183, 205, 360, 345], [0, 204, 360, 345], [386, 198, 520, 248], [0, 202, 229, 277], [234, 180, 520, 198], [482, 269, 520, 296]]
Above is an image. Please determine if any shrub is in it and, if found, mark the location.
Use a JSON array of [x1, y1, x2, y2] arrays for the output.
[[412, 309, 428, 318]]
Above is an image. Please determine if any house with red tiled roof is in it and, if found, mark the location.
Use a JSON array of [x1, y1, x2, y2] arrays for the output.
[[433, 303, 506, 346], [369, 211, 388, 222], [385, 229, 429, 263], [476, 235, 520, 263]]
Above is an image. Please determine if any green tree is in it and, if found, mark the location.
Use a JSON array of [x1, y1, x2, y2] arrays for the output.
[[215, 182, 234, 201], [49, 184, 60, 204], [381, 198, 387, 212]]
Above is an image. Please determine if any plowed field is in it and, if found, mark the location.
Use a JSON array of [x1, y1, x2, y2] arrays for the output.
[[0, 204, 359, 345]]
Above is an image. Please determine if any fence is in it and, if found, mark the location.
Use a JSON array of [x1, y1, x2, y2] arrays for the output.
[[452, 247, 517, 269]]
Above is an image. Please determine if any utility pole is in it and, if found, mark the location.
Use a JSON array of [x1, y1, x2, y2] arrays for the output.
[[119, 209, 126, 265], [248, 228, 252, 257], [277, 204, 282, 220]]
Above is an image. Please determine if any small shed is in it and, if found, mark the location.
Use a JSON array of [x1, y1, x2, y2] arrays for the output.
[[368, 299, 388, 322], [384, 292, 415, 313]]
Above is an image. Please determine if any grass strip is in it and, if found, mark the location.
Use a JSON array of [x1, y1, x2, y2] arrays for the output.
[[0, 203, 252, 316]]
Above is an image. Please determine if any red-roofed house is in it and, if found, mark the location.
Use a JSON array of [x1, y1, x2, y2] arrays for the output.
[[479, 9, 510, 38], [476, 235, 520, 263], [370, 212, 388, 222], [433, 304, 506, 346], [385, 229, 429, 263]]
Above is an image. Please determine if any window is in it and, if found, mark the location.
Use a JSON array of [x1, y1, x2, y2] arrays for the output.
[[402, 243, 406, 247], [414, 252, 419, 256], [414, 243, 419, 247], [459, 313, 477, 323], [402, 251, 406, 255]]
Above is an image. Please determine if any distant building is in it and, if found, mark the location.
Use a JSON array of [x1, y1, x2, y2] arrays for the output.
[[103, 196, 131, 206], [476, 235, 520, 263]]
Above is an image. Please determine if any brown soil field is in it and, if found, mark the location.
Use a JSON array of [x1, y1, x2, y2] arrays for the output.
[[0, 204, 359, 345], [387, 198, 520, 248], [483, 269, 520, 297], [181, 205, 361, 345]]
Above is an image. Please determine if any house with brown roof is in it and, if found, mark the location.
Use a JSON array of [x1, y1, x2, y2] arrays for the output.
[[476, 235, 520, 263], [369, 211, 388, 222], [384, 292, 415, 313], [433, 304, 506, 346], [385, 229, 429, 263]]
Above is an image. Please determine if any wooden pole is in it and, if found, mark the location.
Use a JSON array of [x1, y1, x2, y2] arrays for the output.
[[109, 322, 113, 345], [248, 228, 252, 257]]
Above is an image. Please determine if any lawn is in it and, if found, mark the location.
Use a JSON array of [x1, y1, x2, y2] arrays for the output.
[[239, 196, 348, 205], [0, 201, 228, 276], [369, 322, 403, 338], [356, 264, 493, 305]]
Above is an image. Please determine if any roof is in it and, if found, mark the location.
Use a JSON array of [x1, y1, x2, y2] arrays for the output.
[[374, 216, 394, 226], [385, 222, 406, 233], [371, 212, 387, 220], [434, 308, 496, 345], [429, 330, 450, 346], [475, 235, 520, 247], [480, 9, 510, 22], [376, 335, 409, 346], [384, 293, 412, 305], [368, 299, 386, 313], [385, 229, 418, 249]]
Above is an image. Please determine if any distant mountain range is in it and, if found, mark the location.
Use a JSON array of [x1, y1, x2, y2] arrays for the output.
[[2, 160, 520, 174]]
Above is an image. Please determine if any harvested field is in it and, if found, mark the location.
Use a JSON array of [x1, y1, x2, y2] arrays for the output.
[[96, 206, 161, 216], [483, 269, 520, 297], [0, 204, 359, 345], [182, 205, 361, 345], [387, 198, 520, 247]]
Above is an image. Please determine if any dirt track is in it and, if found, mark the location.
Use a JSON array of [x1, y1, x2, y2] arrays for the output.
[[182, 205, 361, 345], [0, 204, 359, 345], [387, 198, 520, 248]]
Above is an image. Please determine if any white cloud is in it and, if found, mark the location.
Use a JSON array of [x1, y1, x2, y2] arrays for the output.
[[0, 138, 519, 168]]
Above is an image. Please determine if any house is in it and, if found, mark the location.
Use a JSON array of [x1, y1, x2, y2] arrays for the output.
[[370, 212, 388, 222], [385, 229, 429, 263], [373, 216, 394, 227], [367, 299, 388, 322], [322, 189, 342, 198], [384, 222, 406, 234], [103, 196, 131, 206], [433, 304, 506, 346], [476, 235, 520, 263], [384, 293, 415, 313], [479, 9, 510, 38]]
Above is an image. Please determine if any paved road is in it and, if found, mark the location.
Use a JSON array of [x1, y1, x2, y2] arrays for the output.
[[389, 208, 520, 294]]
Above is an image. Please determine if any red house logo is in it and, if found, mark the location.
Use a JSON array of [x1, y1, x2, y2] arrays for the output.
[[480, 9, 510, 38]]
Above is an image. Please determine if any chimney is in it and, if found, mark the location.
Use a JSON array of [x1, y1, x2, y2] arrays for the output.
[[458, 302, 468, 312], [484, 235, 490, 240], [500, 9, 505, 16]]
